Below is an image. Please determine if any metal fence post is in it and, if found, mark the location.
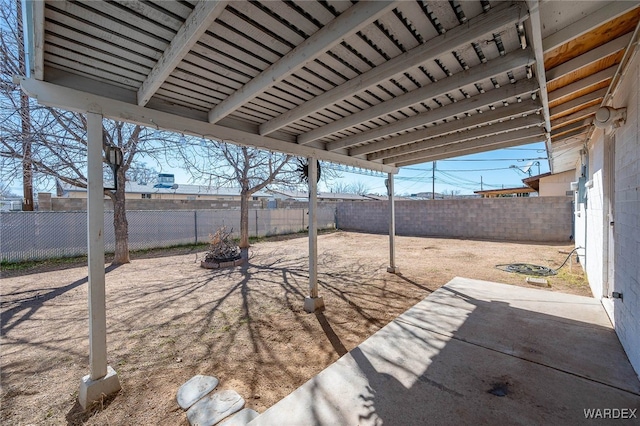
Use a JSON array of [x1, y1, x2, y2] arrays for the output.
[[194, 210, 198, 244]]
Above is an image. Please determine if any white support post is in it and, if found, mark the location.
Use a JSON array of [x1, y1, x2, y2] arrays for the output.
[[79, 112, 120, 409], [387, 173, 399, 274], [304, 158, 324, 313]]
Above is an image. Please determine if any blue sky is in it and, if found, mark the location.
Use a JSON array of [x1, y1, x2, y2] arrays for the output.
[[319, 141, 549, 196], [160, 141, 549, 196], [3, 141, 549, 197]]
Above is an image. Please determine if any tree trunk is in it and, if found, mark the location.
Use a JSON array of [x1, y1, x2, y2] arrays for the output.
[[111, 167, 130, 264], [239, 191, 250, 249]]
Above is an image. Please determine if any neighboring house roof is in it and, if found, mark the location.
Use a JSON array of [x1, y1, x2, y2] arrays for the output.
[[266, 189, 308, 200], [474, 187, 536, 196], [522, 172, 552, 191], [363, 194, 387, 201], [267, 189, 370, 201], [59, 182, 270, 198]]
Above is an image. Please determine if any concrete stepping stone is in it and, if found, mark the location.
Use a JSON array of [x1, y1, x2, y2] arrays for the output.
[[177, 375, 219, 410], [218, 408, 260, 426], [186, 389, 245, 426]]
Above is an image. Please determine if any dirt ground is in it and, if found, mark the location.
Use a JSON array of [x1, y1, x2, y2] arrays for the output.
[[1, 231, 590, 425]]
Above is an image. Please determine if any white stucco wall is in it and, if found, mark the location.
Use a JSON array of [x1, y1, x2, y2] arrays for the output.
[[539, 170, 575, 197], [585, 137, 605, 299], [579, 48, 640, 377], [610, 48, 640, 377]]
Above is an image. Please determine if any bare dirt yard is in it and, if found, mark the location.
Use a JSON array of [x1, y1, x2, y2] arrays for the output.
[[1, 231, 590, 425]]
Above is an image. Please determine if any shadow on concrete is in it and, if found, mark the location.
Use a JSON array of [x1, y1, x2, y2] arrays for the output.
[[253, 279, 640, 425]]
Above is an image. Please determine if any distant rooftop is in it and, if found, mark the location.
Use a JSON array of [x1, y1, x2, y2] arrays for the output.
[[59, 181, 270, 198]]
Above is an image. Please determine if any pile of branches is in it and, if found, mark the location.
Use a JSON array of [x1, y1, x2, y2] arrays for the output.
[[204, 226, 241, 263]]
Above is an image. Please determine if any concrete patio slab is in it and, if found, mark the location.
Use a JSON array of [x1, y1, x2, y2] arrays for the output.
[[249, 277, 640, 425]]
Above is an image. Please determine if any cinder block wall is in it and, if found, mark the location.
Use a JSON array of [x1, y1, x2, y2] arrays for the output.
[[47, 197, 338, 211], [336, 197, 573, 242], [611, 51, 640, 376], [49, 198, 265, 211]]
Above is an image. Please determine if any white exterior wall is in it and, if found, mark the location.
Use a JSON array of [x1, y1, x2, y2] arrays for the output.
[[610, 49, 640, 376], [578, 49, 640, 377], [539, 170, 575, 197], [585, 136, 606, 299]]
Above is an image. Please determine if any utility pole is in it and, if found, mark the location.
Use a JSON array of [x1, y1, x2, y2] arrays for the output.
[[432, 161, 436, 200], [16, 0, 34, 211], [480, 176, 483, 191]]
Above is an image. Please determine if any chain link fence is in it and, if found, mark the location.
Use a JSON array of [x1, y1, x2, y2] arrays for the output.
[[1, 207, 336, 262]]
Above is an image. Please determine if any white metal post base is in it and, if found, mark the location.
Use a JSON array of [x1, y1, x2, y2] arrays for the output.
[[78, 366, 121, 409], [387, 266, 400, 274], [304, 296, 325, 313]]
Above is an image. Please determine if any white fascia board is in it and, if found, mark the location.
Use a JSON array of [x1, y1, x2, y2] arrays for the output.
[[343, 79, 540, 155], [366, 104, 543, 161], [17, 77, 397, 174], [375, 116, 544, 162], [137, 1, 229, 106], [299, 47, 535, 145], [207, 1, 397, 124], [393, 131, 545, 167], [525, 0, 552, 171], [259, 2, 527, 136], [542, 2, 639, 53]]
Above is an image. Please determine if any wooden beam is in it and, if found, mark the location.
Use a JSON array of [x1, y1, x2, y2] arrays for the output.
[[18, 77, 397, 173], [392, 130, 545, 167], [340, 79, 540, 154], [542, 2, 639, 53], [551, 104, 599, 130], [366, 109, 543, 161], [137, 1, 228, 106], [552, 137, 585, 150], [548, 66, 616, 104], [525, 0, 552, 171], [26, 0, 45, 80], [551, 127, 589, 142], [375, 117, 543, 162], [207, 1, 397, 124], [551, 120, 591, 139], [298, 47, 535, 145], [549, 87, 607, 119], [258, 2, 527, 136], [546, 33, 632, 83]]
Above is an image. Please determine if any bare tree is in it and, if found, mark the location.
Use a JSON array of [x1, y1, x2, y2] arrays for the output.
[[330, 180, 371, 195], [1, 0, 33, 210], [127, 162, 159, 185], [0, 0, 183, 264], [179, 141, 299, 251]]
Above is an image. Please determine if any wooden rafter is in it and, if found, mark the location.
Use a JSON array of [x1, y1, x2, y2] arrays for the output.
[[137, 1, 229, 106], [207, 1, 397, 124], [342, 80, 540, 155], [298, 47, 535, 145], [544, 6, 640, 69], [366, 105, 543, 161], [394, 131, 545, 167], [380, 118, 543, 163], [258, 2, 527, 136]]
